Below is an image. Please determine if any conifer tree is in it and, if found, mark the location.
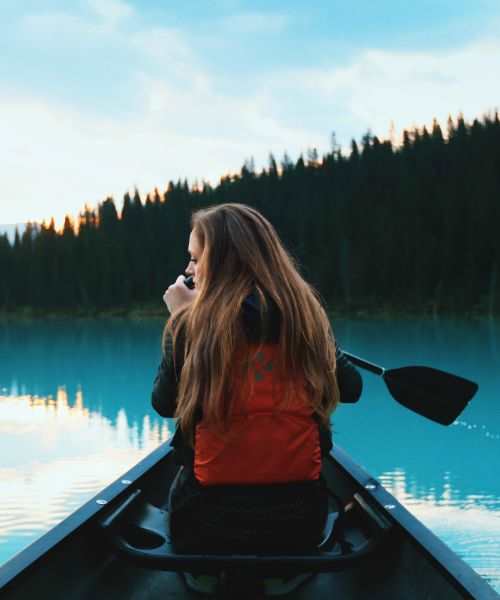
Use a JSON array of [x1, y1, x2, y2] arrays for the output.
[[2, 112, 500, 316]]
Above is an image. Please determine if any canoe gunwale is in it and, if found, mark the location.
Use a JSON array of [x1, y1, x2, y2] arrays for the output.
[[0, 441, 497, 599], [331, 446, 499, 599], [0, 442, 172, 594]]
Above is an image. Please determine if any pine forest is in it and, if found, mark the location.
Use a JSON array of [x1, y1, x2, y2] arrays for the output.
[[1, 113, 499, 317]]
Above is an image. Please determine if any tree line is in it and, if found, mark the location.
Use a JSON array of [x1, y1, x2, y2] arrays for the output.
[[1, 112, 499, 316]]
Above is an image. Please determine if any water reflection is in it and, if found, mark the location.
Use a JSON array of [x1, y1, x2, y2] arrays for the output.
[[0, 317, 498, 591], [328, 317, 500, 590], [0, 385, 171, 562], [0, 318, 165, 428], [377, 468, 500, 587]]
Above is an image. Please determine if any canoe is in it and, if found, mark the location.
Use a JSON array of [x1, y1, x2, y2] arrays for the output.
[[0, 441, 497, 599]]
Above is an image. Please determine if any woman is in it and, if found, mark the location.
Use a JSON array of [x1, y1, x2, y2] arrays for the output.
[[152, 203, 361, 553]]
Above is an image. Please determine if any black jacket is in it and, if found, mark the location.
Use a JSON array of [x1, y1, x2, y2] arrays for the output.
[[152, 293, 362, 425], [151, 294, 363, 543]]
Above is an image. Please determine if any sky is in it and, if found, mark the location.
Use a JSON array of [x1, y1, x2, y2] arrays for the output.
[[1, 0, 500, 225]]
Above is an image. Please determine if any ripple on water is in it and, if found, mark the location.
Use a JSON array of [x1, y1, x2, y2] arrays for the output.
[[1, 318, 499, 592], [377, 468, 500, 592], [0, 383, 172, 565]]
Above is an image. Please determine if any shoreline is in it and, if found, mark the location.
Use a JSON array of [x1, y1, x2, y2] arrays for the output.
[[0, 305, 497, 322]]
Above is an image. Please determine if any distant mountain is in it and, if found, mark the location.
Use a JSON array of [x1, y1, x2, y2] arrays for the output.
[[0, 224, 26, 243]]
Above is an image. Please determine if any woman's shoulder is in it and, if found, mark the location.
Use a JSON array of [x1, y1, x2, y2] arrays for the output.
[[241, 290, 280, 343]]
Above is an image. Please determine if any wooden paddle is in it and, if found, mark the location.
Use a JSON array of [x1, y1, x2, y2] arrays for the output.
[[342, 352, 478, 425]]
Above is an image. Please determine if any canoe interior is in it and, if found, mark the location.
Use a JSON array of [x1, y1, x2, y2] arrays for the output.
[[0, 443, 497, 600]]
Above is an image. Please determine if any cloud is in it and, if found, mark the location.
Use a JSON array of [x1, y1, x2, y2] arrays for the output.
[[271, 38, 500, 144], [0, 83, 320, 224], [137, 74, 316, 145], [20, 1, 134, 40], [21, 11, 105, 38], [217, 11, 291, 35], [130, 27, 200, 85], [4, 8, 500, 223], [1, 10, 322, 223], [19, 9, 128, 46], [87, 0, 134, 23]]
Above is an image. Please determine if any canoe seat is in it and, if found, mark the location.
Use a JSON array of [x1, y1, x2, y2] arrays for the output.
[[99, 487, 393, 577]]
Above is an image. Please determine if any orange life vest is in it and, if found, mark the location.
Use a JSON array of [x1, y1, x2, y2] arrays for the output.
[[194, 344, 321, 486]]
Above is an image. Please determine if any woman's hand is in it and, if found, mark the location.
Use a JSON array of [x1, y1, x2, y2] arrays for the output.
[[163, 275, 197, 314]]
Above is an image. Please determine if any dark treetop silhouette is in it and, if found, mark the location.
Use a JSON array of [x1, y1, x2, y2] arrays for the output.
[[1, 112, 500, 316]]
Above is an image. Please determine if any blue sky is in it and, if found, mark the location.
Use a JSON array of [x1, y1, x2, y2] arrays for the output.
[[2, 0, 500, 224]]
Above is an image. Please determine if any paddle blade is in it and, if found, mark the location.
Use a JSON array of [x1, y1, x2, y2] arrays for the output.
[[383, 366, 478, 425]]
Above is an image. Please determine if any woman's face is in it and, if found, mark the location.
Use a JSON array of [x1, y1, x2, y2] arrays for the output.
[[185, 230, 204, 287]]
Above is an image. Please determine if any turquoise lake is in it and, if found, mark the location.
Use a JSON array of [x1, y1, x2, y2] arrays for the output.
[[0, 317, 498, 591]]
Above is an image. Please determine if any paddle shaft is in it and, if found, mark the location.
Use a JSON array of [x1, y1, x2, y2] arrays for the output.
[[342, 352, 384, 376], [182, 276, 476, 424]]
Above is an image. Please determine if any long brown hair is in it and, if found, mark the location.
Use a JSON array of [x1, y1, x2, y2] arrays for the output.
[[165, 203, 339, 439]]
